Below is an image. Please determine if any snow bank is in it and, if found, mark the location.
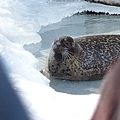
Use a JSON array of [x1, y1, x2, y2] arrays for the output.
[[0, 34, 49, 86], [0, 0, 41, 45]]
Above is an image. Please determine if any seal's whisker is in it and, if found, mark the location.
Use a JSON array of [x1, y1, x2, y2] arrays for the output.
[[62, 50, 73, 61], [67, 51, 73, 58], [67, 51, 74, 56], [62, 53, 68, 61], [62, 50, 68, 60], [67, 54, 71, 59]]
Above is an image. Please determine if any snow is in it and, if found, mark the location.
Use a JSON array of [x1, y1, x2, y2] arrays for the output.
[[86, 0, 120, 6], [0, 0, 120, 120]]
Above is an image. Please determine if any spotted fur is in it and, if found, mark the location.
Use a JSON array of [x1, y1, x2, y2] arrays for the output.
[[41, 35, 120, 81]]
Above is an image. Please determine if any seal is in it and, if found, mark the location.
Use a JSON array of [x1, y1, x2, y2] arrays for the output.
[[41, 35, 120, 81]]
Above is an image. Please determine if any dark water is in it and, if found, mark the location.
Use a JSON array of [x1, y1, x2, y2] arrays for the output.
[[40, 14, 120, 50], [24, 14, 120, 95]]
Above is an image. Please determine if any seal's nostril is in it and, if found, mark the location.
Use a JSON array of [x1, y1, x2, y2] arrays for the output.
[[53, 44, 57, 49], [53, 43, 60, 48], [53, 45, 61, 53]]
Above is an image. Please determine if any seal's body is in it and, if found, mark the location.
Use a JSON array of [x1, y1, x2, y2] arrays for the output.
[[41, 35, 120, 81]]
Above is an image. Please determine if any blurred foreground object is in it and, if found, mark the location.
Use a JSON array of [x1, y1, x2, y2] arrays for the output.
[[0, 57, 30, 120], [91, 58, 120, 120]]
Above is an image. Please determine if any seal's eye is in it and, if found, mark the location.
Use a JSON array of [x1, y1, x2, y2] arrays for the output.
[[62, 40, 71, 48]]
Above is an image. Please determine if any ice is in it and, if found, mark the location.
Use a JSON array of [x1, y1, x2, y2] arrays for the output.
[[0, 0, 41, 45], [0, 0, 120, 120], [87, 0, 120, 5]]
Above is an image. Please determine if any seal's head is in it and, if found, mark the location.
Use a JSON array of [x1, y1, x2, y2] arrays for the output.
[[51, 36, 80, 62]]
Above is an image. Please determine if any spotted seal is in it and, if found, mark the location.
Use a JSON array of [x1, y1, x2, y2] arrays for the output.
[[41, 35, 120, 81]]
